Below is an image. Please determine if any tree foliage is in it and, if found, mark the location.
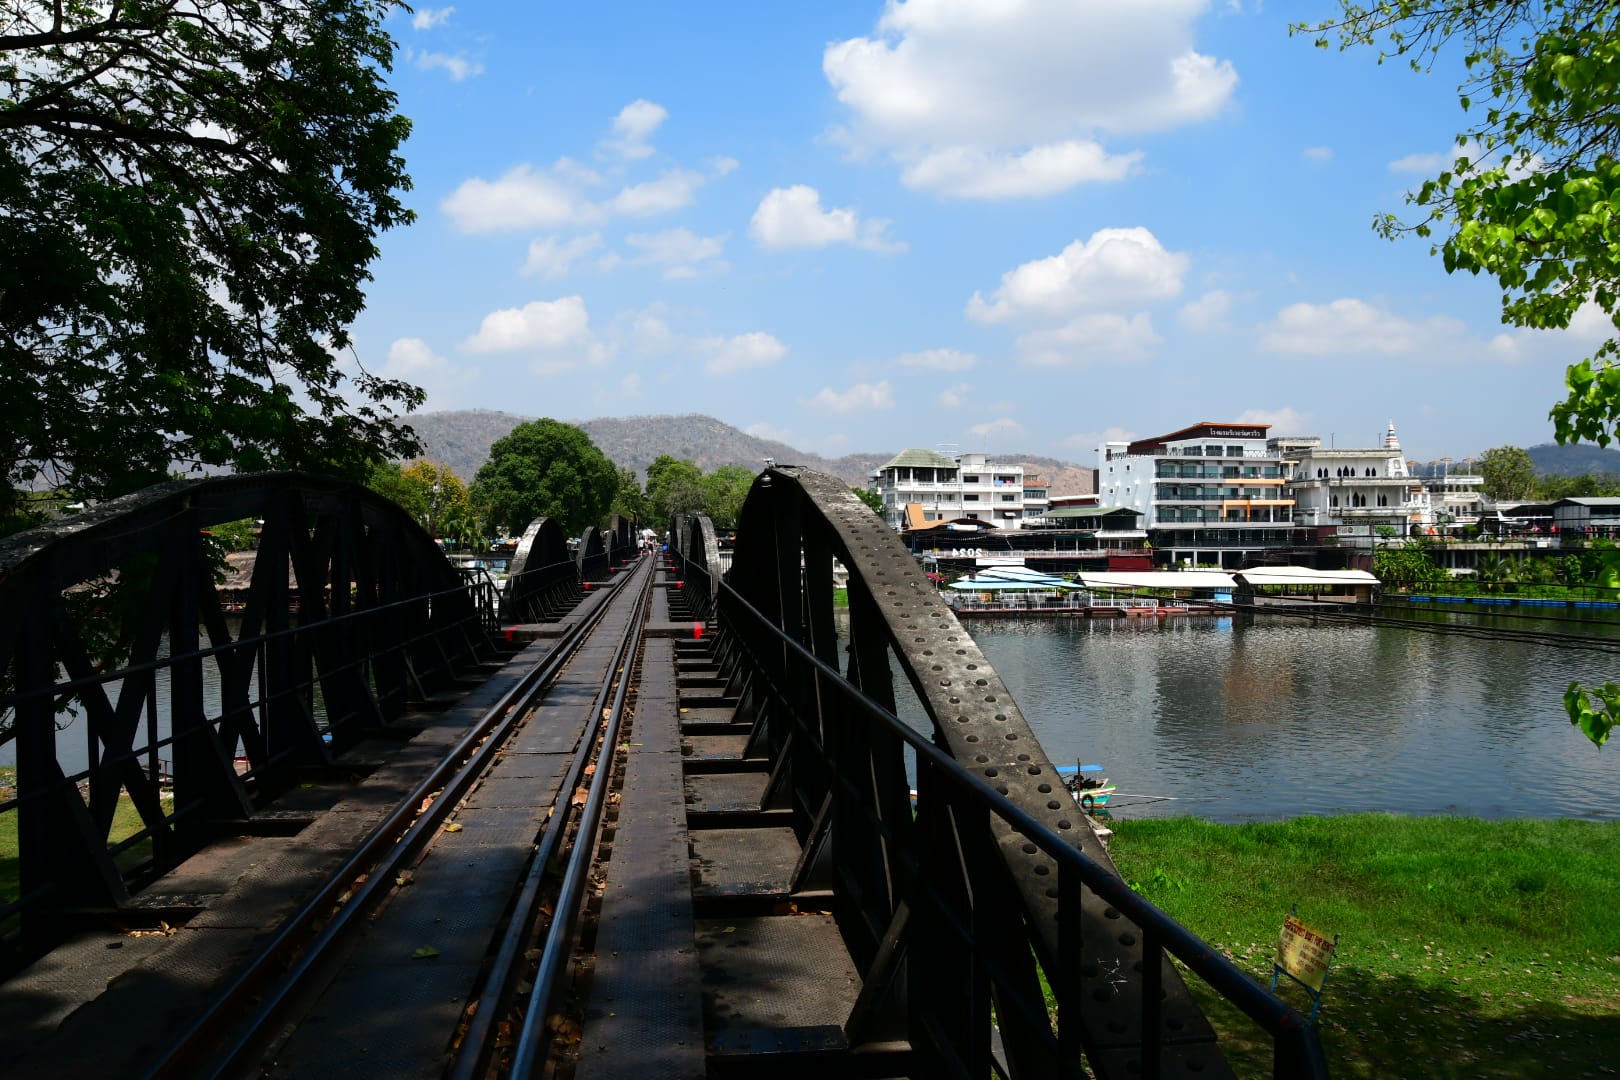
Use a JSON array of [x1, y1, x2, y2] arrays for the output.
[[1372, 537, 1440, 589], [645, 455, 706, 525], [1301, 2, 1620, 444], [367, 460, 478, 546], [471, 420, 617, 538], [609, 466, 649, 524], [1538, 471, 1620, 498], [0, 0, 421, 519], [702, 465, 755, 529], [852, 486, 885, 514], [1478, 444, 1538, 500]]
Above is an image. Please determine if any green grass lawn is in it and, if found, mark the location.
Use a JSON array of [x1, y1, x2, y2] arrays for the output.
[[0, 767, 158, 910], [1108, 814, 1620, 1078]]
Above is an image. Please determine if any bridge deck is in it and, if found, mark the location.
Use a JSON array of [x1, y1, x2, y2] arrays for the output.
[[0, 635, 559, 1077], [0, 561, 1228, 1079]]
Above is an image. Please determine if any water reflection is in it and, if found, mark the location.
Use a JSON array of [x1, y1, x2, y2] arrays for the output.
[[966, 613, 1620, 823]]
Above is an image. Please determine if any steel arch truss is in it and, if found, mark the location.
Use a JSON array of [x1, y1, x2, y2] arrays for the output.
[[502, 517, 579, 622], [702, 467, 1324, 1079], [0, 473, 500, 939]]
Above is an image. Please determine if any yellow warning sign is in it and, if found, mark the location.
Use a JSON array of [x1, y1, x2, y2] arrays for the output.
[[1277, 914, 1336, 992]]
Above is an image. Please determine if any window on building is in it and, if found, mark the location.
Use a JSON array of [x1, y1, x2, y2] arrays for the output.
[[963, 475, 980, 483], [963, 493, 979, 502], [1000, 494, 1017, 502], [1204, 444, 1223, 456], [1227, 445, 1243, 456]]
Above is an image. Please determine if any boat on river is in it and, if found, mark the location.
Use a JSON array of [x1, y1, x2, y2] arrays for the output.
[[1057, 763, 1116, 810]]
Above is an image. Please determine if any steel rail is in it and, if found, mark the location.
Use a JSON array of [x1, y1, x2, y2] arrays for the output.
[[140, 569, 633, 1080], [447, 554, 652, 1080], [504, 555, 650, 1079]]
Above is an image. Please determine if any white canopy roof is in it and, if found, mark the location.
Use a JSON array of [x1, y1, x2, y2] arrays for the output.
[[1235, 566, 1379, 587], [1076, 570, 1236, 590]]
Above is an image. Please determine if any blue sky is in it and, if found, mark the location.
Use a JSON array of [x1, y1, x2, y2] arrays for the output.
[[346, 0, 1603, 467]]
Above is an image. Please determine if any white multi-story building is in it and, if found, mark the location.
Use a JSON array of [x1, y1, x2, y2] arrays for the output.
[[1097, 421, 1296, 567], [1280, 422, 1423, 534], [1280, 422, 1484, 538], [870, 450, 1049, 531]]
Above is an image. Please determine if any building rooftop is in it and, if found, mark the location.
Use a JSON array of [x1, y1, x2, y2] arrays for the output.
[[1125, 421, 1270, 456], [879, 448, 959, 471], [1042, 505, 1139, 519]]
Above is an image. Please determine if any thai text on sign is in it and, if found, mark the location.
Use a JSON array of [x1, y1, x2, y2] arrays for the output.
[[1277, 914, 1335, 992]]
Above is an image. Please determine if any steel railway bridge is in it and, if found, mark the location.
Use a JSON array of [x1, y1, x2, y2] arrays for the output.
[[0, 468, 1327, 1078]]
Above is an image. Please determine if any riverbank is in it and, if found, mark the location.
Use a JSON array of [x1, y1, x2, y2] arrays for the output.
[[1108, 814, 1620, 1077]]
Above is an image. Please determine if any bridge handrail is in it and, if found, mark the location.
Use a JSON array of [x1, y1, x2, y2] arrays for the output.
[[717, 578, 1327, 1076], [717, 465, 1324, 1077]]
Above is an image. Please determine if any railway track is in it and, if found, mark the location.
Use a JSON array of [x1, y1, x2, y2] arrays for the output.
[[139, 552, 654, 1079]]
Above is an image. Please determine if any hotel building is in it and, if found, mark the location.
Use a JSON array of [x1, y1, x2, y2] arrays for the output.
[[1097, 422, 1297, 568], [870, 450, 1050, 531]]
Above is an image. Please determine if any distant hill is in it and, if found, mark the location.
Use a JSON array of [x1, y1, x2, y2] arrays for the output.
[[400, 410, 1094, 495], [1528, 442, 1620, 477]]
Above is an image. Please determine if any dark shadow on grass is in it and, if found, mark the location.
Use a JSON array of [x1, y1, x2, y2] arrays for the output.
[[1189, 962, 1620, 1079]]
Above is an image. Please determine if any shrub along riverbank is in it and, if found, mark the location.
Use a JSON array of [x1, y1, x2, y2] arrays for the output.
[[1107, 814, 1620, 1078]]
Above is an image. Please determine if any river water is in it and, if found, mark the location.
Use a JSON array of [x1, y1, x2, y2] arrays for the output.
[[958, 609, 1620, 823], [12, 608, 1619, 824]]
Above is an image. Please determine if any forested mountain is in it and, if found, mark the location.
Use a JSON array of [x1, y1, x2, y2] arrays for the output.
[[401, 410, 1095, 494], [1527, 442, 1620, 477]]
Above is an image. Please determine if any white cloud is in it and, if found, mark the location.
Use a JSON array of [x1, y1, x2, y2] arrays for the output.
[[380, 337, 477, 407], [603, 100, 667, 160], [749, 185, 904, 253], [936, 382, 972, 408], [1260, 298, 1467, 357], [618, 372, 643, 397], [462, 296, 591, 353], [1178, 289, 1232, 332], [968, 417, 1024, 441], [1062, 427, 1135, 451], [1303, 146, 1333, 162], [608, 169, 705, 216], [701, 331, 788, 375], [1566, 300, 1614, 342], [802, 380, 895, 413], [968, 228, 1188, 323], [824, 0, 1236, 198], [709, 156, 740, 177], [746, 421, 794, 443], [520, 233, 604, 280], [1486, 300, 1615, 363], [1388, 138, 1541, 181], [1017, 313, 1161, 365], [412, 6, 454, 30], [625, 228, 728, 278], [900, 142, 1141, 199], [416, 51, 483, 81], [442, 162, 599, 233], [1235, 407, 1311, 433], [1388, 140, 1481, 175], [621, 306, 678, 356], [899, 348, 976, 372]]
